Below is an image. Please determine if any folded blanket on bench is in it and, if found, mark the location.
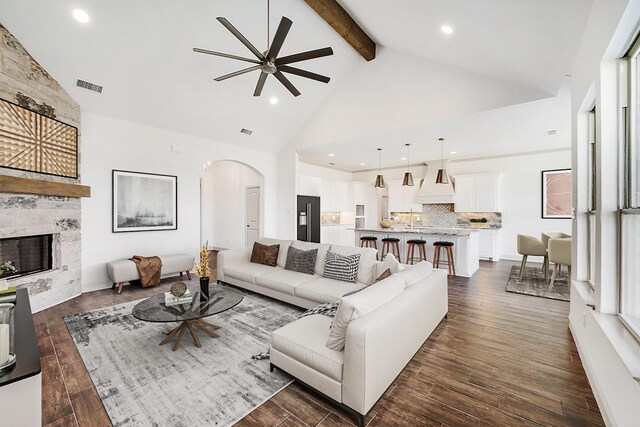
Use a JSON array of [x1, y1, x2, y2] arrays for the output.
[[131, 255, 162, 287]]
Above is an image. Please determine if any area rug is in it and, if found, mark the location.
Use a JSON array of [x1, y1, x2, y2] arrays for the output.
[[64, 289, 303, 426], [505, 265, 570, 302]]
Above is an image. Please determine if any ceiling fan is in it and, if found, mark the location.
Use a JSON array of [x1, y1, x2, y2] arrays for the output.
[[193, 2, 334, 97]]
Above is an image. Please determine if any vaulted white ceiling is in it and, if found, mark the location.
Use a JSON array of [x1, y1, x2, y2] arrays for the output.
[[0, 0, 591, 161]]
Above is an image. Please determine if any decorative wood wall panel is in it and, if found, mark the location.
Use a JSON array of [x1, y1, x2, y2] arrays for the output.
[[0, 98, 78, 178]]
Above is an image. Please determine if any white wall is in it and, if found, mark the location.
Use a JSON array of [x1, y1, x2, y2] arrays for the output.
[[201, 161, 261, 250], [568, 0, 640, 425], [449, 150, 572, 260], [81, 112, 278, 291]]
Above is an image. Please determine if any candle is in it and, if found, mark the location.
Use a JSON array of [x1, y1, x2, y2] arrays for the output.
[[0, 324, 9, 365]]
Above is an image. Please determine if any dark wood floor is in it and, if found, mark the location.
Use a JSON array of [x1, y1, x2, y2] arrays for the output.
[[36, 260, 603, 427]]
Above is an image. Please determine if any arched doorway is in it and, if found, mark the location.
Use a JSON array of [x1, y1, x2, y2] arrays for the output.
[[200, 160, 264, 250]]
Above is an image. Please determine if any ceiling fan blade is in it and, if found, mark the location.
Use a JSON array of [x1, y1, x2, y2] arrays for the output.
[[279, 65, 330, 83], [274, 71, 301, 97], [214, 65, 262, 82], [267, 17, 293, 62], [275, 47, 334, 66], [193, 48, 262, 64], [253, 72, 268, 97], [216, 17, 265, 60]]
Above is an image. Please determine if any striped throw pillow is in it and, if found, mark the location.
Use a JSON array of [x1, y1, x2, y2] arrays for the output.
[[323, 251, 361, 283]]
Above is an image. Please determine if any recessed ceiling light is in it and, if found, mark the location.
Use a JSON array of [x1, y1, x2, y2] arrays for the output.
[[72, 9, 90, 23], [359, 162, 365, 166], [269, 97, 278, 105], [401, 157, 407, 161], [441, 25, 453, 35], [450, 151, 457, 155], [328, 153, 335, 157]]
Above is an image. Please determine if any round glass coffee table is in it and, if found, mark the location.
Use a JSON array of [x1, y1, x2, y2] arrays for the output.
[[132, 284, 244, 351]]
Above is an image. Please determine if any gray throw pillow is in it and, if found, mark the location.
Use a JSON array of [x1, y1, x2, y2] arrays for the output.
[[323, 251, 361, 283], [284, 246, 318, 275]]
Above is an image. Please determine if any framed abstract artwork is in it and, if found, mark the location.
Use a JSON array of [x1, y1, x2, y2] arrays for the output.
[[541, 169, 572, 219], [112, 170, 177, 232], [0, 97, 78, 178]]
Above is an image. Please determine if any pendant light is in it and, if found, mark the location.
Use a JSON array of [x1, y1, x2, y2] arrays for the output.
[[435, 137, 449, 184], [402, 143, 414, 186], [374, 148, 385, 188]]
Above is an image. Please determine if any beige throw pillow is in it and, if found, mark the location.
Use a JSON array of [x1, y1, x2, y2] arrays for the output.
[[326, 275, 406, 351]]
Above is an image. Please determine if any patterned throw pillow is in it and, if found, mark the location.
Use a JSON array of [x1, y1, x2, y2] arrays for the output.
[[250, 242, 279, 267], [323, 251, 361, 283], [284, 246, 318, 275]]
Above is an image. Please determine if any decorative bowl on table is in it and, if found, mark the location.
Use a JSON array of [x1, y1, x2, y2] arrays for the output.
[[380, 219, 392, 228]]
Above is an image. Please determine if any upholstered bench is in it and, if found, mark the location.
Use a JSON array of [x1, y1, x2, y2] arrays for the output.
[[106, 254, 195, 294]]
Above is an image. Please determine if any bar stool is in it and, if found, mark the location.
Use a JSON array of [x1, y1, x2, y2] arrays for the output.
[[433, 241, 456, 276], [360, 236, 378, 260], [406, 239, 427, 265], [381, 237, 401, 262]]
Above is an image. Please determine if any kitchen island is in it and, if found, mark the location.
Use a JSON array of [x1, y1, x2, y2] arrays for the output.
[[354, 227, 480, 277]]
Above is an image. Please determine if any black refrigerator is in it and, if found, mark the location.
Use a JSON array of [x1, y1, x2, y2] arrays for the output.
[[297, 195, 321, 243]]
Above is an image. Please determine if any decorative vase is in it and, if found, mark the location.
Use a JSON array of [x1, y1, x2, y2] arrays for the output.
[[380, 219, 392, 229], [199, 277, 210, 300]]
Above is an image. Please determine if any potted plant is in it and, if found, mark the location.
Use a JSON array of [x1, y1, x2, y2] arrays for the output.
[[0, 261, 17, 292], [193, 242, 211, 299]]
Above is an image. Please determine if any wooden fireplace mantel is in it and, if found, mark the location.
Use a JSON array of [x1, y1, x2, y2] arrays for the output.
[[0, 175, 91, 198]]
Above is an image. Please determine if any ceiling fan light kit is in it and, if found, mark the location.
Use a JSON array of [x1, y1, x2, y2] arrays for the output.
[[435, 137, 449, 184], [193, 1, 334, 97]]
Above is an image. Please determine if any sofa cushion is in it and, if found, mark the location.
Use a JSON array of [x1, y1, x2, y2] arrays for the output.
[[271, 315, 344, 381], [285, 246, 318, 275], [250, 242, 279, 267], [292, 241, 331, 275], [294, 278, 365, 304], [394, 261, 433, 287], [224, 261, 274, 284], [328, 244, 378, 285], [259, 238, 292, 268], [326, 274, 406, 351], [256, 267, 318, 295], [322, 252, 360, 283], [376, 253, 402, 278]]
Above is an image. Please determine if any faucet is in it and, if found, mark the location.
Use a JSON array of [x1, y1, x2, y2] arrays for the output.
[[409, 208, 413, 232]]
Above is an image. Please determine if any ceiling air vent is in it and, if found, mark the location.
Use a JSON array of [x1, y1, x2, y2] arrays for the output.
[[240, 128, 253, 135], [76, 79, 103, 93], [546, 129, 557, 136]]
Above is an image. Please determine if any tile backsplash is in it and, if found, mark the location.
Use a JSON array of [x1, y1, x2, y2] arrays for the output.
[[419, 204, 503, 228], [321, 212, 341, 225]]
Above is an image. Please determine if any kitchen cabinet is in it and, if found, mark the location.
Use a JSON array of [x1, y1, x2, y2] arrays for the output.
[[453, 174, 500, 212], [298, 175, 321, 197], [478, 229, 500, 261], [320, 180, 349, 212], [321, 225, 355, 246], [388, 180, 422, 213]]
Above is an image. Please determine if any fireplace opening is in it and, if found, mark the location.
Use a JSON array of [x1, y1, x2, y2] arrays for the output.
[[0, 234, 53, 279]]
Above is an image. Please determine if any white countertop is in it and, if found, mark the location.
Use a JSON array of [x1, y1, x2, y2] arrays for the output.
[[353, 227, 478, 236]]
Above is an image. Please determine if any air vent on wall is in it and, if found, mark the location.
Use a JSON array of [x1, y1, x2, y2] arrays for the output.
[[240, 128, 253, 135], [76, 79, 103, 93]]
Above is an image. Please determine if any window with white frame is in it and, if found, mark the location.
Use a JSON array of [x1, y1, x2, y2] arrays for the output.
[[587, 109, 596, 286], [621, 35, 640, 337]]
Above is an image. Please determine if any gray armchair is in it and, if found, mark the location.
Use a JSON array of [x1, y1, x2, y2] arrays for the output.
[[548, 238, 572, 290], [517, 234, 548, 281]]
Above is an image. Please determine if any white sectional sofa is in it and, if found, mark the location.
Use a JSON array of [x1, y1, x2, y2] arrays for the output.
[[217, 238, 448, 426]]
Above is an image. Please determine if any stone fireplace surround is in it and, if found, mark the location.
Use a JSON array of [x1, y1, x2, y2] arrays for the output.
[[0, 23, 83, 311]]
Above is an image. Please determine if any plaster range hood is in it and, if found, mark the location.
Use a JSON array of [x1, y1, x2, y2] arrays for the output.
[[415, 161, 455, 204]]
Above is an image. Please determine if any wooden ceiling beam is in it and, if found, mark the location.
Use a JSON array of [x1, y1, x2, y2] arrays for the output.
[[303, 0, 376, 61]]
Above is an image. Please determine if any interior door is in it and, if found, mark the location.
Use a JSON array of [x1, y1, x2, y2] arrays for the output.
[[246, 187, 260, 247]]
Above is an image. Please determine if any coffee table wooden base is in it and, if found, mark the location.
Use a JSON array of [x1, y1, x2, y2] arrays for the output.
[[159, 319, 222, 351]]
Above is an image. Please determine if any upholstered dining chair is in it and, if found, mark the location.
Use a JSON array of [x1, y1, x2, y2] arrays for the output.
[[541, 232, 571, 250], [517, 234, 548, 281], [548, 237, 572, 290]]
